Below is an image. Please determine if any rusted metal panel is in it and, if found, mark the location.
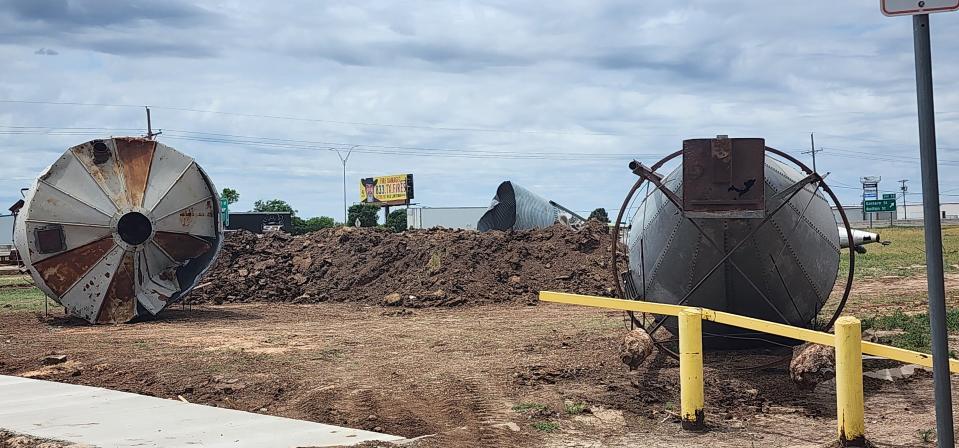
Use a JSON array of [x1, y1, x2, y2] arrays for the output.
[[26, 181, 113, 227], [140, 144, 195, 212], [154, 197, 217, 237], [682, 137, 766, 218], [115, 137, 156, 208], [152, 231, 213, 262], [33, 237, 115, 297], [23, 222, 111, 264], [58, 244, 126, 322], [38, 150, 118, 215], [96, 250, 137, 324], [70, 139, 132, 211]]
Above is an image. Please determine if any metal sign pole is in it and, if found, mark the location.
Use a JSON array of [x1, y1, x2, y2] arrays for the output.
[[912, 13, 955, 448]]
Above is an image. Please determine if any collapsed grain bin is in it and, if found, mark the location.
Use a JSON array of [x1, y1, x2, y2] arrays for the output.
[[477, 181, 584, 231], [614, 136, 855, 349], [13, 137, 222, 323]]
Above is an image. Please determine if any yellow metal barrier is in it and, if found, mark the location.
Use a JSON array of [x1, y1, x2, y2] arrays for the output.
[[539, 291, 959, 373], [834, 316, 866, 445], [539, 291, 959, 445], [678, 308, 705, 430]]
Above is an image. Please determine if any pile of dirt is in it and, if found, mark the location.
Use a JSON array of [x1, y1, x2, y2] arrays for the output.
[[186, 221, 619, 306]]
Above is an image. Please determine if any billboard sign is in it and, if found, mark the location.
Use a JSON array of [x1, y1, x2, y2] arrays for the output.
[[864, 199, 897, 212], [359, 174, 414, 206]]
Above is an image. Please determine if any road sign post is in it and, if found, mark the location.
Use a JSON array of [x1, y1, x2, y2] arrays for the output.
[[882, 1, 956, 446], [220, 198, 230, 228]]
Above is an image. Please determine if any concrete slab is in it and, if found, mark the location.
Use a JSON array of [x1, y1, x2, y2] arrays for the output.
[[0, 375, 404, 447]]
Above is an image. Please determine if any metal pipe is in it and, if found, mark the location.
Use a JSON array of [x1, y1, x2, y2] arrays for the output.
[[913, 13, 954, 448]]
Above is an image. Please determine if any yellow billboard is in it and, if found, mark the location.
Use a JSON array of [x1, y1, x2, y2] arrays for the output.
[[359, 174, 414, 206]]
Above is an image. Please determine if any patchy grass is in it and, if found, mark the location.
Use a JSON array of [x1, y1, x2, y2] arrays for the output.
[[861, 308, 959, 353], [564, 401, 587, 415], [531, 421, 560, 432], [0, 286, 60, 313], [512, 402, 547, 413], [839, 226, 959, 279], [0, 275, 32, 287]]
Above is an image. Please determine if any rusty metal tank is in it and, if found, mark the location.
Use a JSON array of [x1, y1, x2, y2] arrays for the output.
[[13, 137, 222, 323]]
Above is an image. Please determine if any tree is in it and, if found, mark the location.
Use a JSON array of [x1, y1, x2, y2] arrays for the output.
[[386, 208, 407, 232], [221, 188, 240, 205], [292, 216, 336, 235], [348, 203, 380, 227], [253, 199, 296, 215], [588, 207, 610, 223]]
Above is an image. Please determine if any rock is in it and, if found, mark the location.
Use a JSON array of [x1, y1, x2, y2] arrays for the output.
[[790, 343, 835, 389], [383, 293, 403, 306], [292, 255, 312, 273], [42, 354, 67, 365], [508, 275, 522, 285], [620, 329, 654, 370], [238, 269, 249, 277]]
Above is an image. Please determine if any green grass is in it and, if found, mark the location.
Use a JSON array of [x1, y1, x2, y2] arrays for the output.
[[531, 421, 560, 432], [0, 285, 60, 313], [564, 401, 587, 415], [0, 275, 33, 287], [839, 226, 959, 279], [512, 402, 547, 412], [861, 308, 959, 352]]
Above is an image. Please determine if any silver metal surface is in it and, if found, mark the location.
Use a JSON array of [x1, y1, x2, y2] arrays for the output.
[[13, 137, 222, 324], [627, 157, 840, 348], [477, 181, 580, 231]]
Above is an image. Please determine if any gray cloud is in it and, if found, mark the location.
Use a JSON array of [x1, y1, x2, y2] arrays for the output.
[[34, 47, 58, 55]]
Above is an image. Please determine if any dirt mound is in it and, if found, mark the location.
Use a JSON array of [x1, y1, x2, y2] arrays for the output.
[[186, 221, 618, 306]]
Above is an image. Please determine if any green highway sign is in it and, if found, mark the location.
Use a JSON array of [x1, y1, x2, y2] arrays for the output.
[[864, 199, 897, 212], [883, 193, 897, 200], [220, 197, 230, 227]]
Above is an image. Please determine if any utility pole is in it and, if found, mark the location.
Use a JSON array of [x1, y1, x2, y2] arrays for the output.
[[802, 133, 823, 173], [899, 179, 909, 220], [334, 146, 357, 224], [144, 106, 161, 140]]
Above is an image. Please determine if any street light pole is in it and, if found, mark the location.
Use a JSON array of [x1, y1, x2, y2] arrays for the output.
[[334, 146, 357, 225]]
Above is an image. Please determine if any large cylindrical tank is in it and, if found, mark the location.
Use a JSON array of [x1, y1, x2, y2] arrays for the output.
[[627, 157, 840, 348], [13, 137, 222, 324]]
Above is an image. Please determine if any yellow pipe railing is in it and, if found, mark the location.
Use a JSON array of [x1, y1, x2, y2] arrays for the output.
[[539, 291, 957, 446]]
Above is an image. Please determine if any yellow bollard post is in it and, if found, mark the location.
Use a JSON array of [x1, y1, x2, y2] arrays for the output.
[[679, 307, 705, 430], [835, 316, 866, 447]]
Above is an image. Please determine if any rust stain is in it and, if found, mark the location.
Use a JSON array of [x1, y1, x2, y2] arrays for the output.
[[96, 250, 137, 324], [153, 231, 213, 262], [177, 202, 215, 228], [70, 140, 129, 209], [34, 237, 115, 296], [115, 137, 156, 208]]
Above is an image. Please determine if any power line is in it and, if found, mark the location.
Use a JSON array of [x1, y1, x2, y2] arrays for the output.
[[0, 99, 622, 137]]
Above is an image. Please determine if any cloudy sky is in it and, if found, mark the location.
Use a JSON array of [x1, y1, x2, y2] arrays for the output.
[[1, 0, 958, 222]]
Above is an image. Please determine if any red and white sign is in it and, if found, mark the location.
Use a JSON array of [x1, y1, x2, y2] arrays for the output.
[[882, 0, 959, 16]]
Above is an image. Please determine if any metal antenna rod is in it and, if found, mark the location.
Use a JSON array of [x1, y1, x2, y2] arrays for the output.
[[144, 106, 161, 140]]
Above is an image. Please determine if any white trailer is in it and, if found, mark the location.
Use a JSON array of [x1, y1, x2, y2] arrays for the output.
[[406, 206, 488, 230]]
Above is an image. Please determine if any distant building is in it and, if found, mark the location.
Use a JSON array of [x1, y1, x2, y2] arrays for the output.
[[226, 212, 293, 233]]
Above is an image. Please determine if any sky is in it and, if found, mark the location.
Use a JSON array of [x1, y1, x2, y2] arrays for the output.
[[1, 0, 958, 222]]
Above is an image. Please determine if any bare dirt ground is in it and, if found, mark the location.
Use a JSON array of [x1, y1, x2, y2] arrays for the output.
[[2, 300, 955, 447]]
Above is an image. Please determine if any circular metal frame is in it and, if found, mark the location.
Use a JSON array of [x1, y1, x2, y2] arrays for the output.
[[610, 145, 856, 358]]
